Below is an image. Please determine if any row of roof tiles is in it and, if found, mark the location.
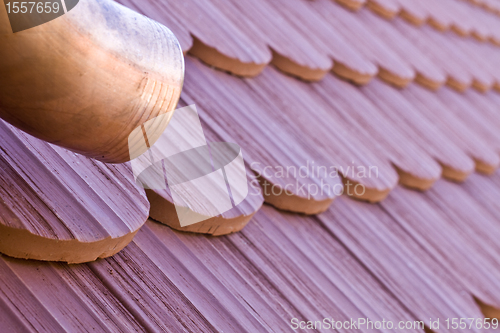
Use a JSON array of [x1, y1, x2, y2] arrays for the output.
[[2, 171, 500, 331], [180, 56, 500, 215], [6, 52, 500, 261], [119, 0, 500, 92], [467, 0, 500, 16]]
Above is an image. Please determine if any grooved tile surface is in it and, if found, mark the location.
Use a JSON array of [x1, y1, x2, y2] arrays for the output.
[[2, 0, 500, 331], [0, 120, 150, 263]]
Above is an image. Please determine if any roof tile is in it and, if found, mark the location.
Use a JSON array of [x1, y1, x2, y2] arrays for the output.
[[0, 121, 149, 263]]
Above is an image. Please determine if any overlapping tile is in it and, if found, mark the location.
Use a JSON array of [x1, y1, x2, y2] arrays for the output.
[[310, 0, 416, 88], [146, 101, 264, 236], [380, 173, 500, 316], [352, 9, 447, 90], [116, 0, 500, 94], [205, 0, 333, 81], [2, 0, 500, 330], [360, 80, 477, 181], [177, 54, 500, 213], [180, 58, 344, 213], [262, 0, 378, 83], [471, 0, 500, 16], [2, 174, 500, 331], [345, 0, 500, 45], [311, 75, 443, 190], [120, 0, 271, 76], [318, 190, 496, 332], [0, 121, 149, 263], [400, 84, 500, 173], [366, 0, 401, 18]]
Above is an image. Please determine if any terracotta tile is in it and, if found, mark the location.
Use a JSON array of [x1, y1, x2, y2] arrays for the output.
[[0, 121, 149, 263]]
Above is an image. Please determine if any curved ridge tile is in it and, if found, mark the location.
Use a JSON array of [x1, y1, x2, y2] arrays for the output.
[[312, 2, 415, 88], [360, 80, 476, 182], [0, 122, 149, 263], [116, 0, 193, 53], [182, 57, 341, 214]]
